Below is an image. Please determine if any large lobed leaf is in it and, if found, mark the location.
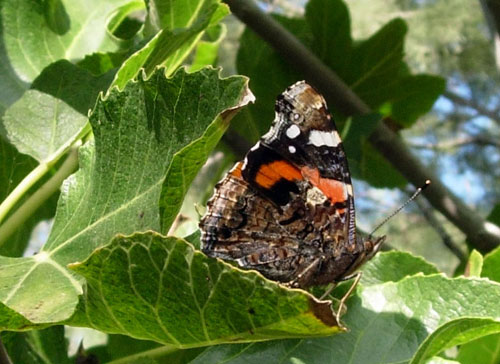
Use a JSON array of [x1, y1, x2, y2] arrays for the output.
[[191, 253, 500, 363], [0, 67, 252, 329], [69, 232, 341, 346]]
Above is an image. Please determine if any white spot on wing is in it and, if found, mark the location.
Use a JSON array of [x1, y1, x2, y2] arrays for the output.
[[308, 130, 341, 147], [242, 157, 249, 170], [306, 186, 328, 205], [250, 141, 261, 151], [286, 124, 301, 139], [346, 184, 353, 196], [288, 145, 296, 153]]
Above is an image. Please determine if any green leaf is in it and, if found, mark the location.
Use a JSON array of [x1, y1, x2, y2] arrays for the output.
[[77, 51, 130, 76], [347, 19, 406, 108], [465, 250, 483, 278], [410, 318, 500, 364], [190, 24, 226, 72], [1, 0, 132, 82], [31, 60, 115, 115], [2, 90, 88, 163], [360, 251, 439, 286], [482, 245, 500, 282], [185, 230, 201, 250], [157, 72, 254, 232], [0, 18, 28, 116], [144, 0, 227, 36], [0, 67, 251, 329], [112, 2, 229, 89], [107, 1, 145, 40], [305, 0, 352, 74], [192, 274, 500, 363], [360, 141, 406, 188], [456, 333, 500, 364], [342, 113, 382, 177], [1, 326, 71, 364], [391, 75, 446, 127], [2, 60, 112, 225], [69, 232, 342, 346]]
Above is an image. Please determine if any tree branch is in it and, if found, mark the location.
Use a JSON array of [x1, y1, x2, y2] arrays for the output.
[[408, 135, 500, 150], [443, 89, 500, 124], [224, 0, 500, 252]]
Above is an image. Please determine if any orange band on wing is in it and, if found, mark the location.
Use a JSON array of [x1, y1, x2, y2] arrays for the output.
[[255, 161, 302, 188], [230, 162, 243, 178], [301, 166, 347, 205]]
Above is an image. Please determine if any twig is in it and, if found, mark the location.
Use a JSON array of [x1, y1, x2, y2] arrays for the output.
[[443, 89, 500, 125], [224, 0, 500, 252], [408, 135, 500, 149]]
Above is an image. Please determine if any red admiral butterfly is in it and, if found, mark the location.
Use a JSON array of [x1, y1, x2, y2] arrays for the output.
[[200, 81, 385, 294]]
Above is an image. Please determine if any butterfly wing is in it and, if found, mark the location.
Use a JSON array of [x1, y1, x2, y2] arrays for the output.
[[259, 81, 356, 250], [200, 81, 360, 287]]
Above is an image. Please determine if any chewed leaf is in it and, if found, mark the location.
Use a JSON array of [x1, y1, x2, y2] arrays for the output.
[[0, 67, 252, 329], [69, 232, 342, 346]]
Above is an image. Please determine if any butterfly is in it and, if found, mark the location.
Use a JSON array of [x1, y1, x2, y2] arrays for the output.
[[200, 81, 385, 301]]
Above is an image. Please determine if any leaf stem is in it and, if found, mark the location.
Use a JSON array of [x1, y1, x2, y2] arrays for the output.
[[105, 344, 181, 364], [0, 160, 50, 224], [0, 145, 80, 248], [0, 123, 91, 226]]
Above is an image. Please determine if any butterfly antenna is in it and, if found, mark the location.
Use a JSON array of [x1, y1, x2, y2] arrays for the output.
[[368, 180, 431, 238]]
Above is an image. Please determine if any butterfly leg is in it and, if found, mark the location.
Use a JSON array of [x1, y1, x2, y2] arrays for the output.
[[286, 256, 324, 288], [320, 270, 363, 299], [333, 272, 362, 320]]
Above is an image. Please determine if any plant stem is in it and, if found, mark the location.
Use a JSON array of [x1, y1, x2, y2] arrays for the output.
[[224, 0, 500, 252], [0, 161, 50, 224], [0, 145, 80, 248], [0, 123, 90, 226], [106, 345, 180, 364]]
